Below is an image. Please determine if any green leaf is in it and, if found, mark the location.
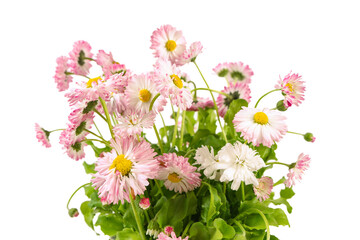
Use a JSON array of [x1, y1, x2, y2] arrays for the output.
[[280, 187, 295, 199], [244, 214, 266, 230], [115, 228, 142, 240], [224, 99, 248, 138], [201, 183, 222, 224], [237, 200, 274, 219], [213, 218, 236, 239], [191, 129, 211, 147], [185, 111, 196, 136], [83, 161, 96, 174], [80, 201, 95, 230], [189, 222, 210, 240], [198, 108, 217, 134], [271, 198, 293, 214], [246, 230, 266, 240], [265, 208, 290, 227], [86, 140, 112, 157], [95, 214, 124, 236], [84, 184, 96, 198]]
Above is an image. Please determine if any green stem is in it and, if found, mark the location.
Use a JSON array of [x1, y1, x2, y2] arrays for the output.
[[66, 183, 90, 210], [154, 179, 164, 197], [223, 182, 227, 195], [153, 124, 164, 153], [231, 220, 246, 237], [159, 112, 170, 144], [267, 161, 291, 167], [241, 181, 245, 202], [182, 220, 193, 238], [149, 93, 160, 111], [93, 108, 107, 122], [172, 109, 181, 147], [85, 129, 106, 142], [129, 194, 146, 240], [191, 87, 232, 98], [287, 131, 304, 136], [254, 89, 281, 108], [65, 71, 90, 79], [84, 57, 95, 61], [193, 61, 228, 143], [113, 112, 119, 125], [144, 210, 150, 224], [99, 97, 115, 139], [49, 128, 65, 133], [253, 209, 270, 240], [93, 121, 104, 139], [184, 149, 196, 158], [84, 138, 110, 146], [179, 110, 186, 151]]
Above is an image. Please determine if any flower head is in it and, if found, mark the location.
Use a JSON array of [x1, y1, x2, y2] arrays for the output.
[[139, 197, 150, 210], [275, 72, 305, 108], [233, 107, 287, 147], [68, 40, 93, 76], [194, 146, 218, 179], [114, 110, 156, 137], [54, 56, 73, 91], [179, 41, 203, 64], [157, 232, 189, 240], [216, 82, 251, 117], [35, 123, 51, 148], [187, 97, 214, 111], [213, 62, 253, 84], [157, 153, 201, 193], [253, 177, 273, 201], [216, 142, 265, 189], [150, 25, 186, 66], [285, 153, 311, 187], [91, 136, 158, 204]]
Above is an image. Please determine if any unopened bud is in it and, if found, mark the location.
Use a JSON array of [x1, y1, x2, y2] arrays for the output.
[[139, 197, 150, 210], [164, 226, 174, 235], [304, 132, 316, 143], [68, 208, 79, 218], [276, 100, 288, 112]]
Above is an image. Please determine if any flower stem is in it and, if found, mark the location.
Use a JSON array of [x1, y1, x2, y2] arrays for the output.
[[153, 124, 164, 153], [241, 181, 245, 202], [191, 87, 231, 98], [253, 209, 270, 240], [66, 183, 90, 210], [287, 131, 304, 136], [172, 108, 181, 148], [193, 61, 228, 143], [93, 109, 107, 122], [182, 220, 193, 238], [49, 128, 65, 133], [149, 93, 160, 111], [93, 121, 104, 139], [179, 110, 186, 151], [99, 97, 115, 139], [254, 89, 281, 108], [84, 138, 110, 146], [85, 129, 106, 142], [267, 161, 291, 167], [129, 194, 146, 240], [154, 179, 164, 197], [159, 112, 170, 144]]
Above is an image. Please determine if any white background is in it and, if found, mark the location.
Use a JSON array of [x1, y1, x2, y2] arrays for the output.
[[1, 0, 359, 239]]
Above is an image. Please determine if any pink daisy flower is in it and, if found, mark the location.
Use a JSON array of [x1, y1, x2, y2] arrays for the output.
[[216, 82, 251, 117], [35, 123, 51, 148], [139, 197, 150, 210], [154, 58, 192, 110], [187, 97, 214, 111], [106, 93, 128, 115], [68, 100, 98, 126], [54, 56, 73, 92], [233, 107, 288, 147], [179, 41, 203, 64], [95, 50, 115, 69], [157, 232, 189, 240], [226, 62, 253, 84], [253, 177, 273, 202], [103, 63, 127, 79], [126, 73, 165, 114], [164, 226, 174, 236], [157, 153, 201, 193], [91, 136, 158, 204], [150, 25, 186, 66], [114, 110, 156, 137], [275, 72, 305, 108], [68, 40, 93, 76], [285, 153, 311, 187], [213, 62, 230, 77], [66, 140, 87, 161]]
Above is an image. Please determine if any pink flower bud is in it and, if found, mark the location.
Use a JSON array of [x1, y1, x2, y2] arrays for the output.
[[139, 197, 150, 210]]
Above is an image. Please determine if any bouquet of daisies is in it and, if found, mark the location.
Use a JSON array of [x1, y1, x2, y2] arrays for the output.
[[35, 25, 315, 240]]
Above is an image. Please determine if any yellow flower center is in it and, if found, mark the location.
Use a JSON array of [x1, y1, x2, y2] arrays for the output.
[[285, 83, 294, 92], [138, 89, 152, 102], [109, 154, 132, 176], [171, 74, 183, 89], [165, 40, 177, 52], [253, 112, 269, 125], [168, 172, 182, 183], [86, 76, 102, 88]]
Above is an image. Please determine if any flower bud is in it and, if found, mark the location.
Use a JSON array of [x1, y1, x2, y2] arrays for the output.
[[164, 226, 174, 235], [304, 132, 316, 142], [276, 100, 288, 111], [68, 208, 79, 218], [139, 197, 150, 210]]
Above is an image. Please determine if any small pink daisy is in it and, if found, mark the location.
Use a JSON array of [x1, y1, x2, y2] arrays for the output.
[[35, 123, 51, 148], [216, 82, 251, 117], [187, 97, 214, 111], [285, 153, 311, 187], [95, 50, 115, 69], [150, 25, 186, 66], [213, 62, 230, 77], [139, 197, 150, 210], [253, 177, 273, 202], [68, 40, 93, 76], [233, 107, 287, 147], [226, 62, 253, 84], [91, 136, 158, 204], [154, 58, 192, 110], [54, 56, 73, 92], [275, 72, 305, 108], [103, 63, 127, 79], [179, 41, 203, 64], [157, 153, 201, 193], [157, 232, 189, 240], [114, 110, 156, 137]]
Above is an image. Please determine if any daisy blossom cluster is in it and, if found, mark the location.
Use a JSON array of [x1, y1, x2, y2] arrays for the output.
[[35, 24, 315, 240]]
